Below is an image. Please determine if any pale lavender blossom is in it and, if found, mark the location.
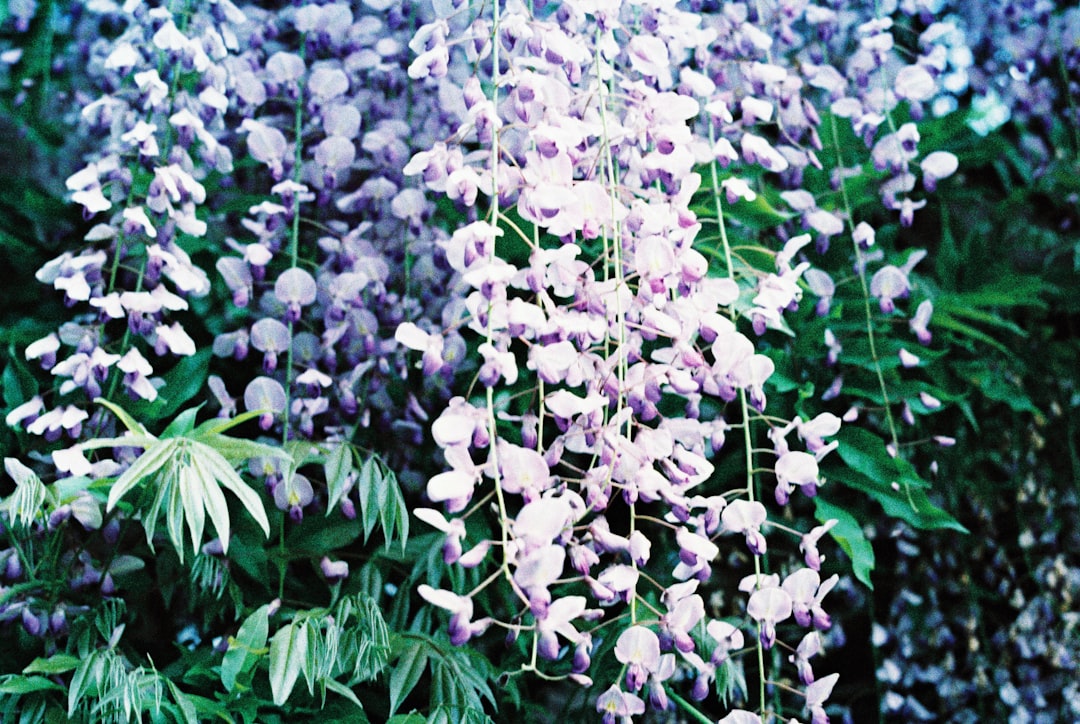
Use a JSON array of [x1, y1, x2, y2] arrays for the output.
[[806, 672, 840, 724], [800, 520, 838, 571], [274, 268, 317, 323], [747, 586, 793, 649], [320, 557, 349, 582], [775, 450, 821, 504], [614, 626, 661, 692], [721, 499, 768, 555], [244, 377, 287, 431], [250, 318, 290, 373], [909, 299, 933, 344], [595, 685, 645, 724], [920, 151, 958, 192]]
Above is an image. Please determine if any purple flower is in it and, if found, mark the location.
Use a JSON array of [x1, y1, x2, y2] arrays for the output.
[[746, 586, 793, 648], [243, 377, 287, 430], [274, 268, 317, 322], [595, 685, 645, 724], [799, 520, 837, 571], [241, 119, 288, 179], [250, 318, 290, 373], [417, 585, 486, 646], [806, 672, 840, 724], [273, 473, 314, 522], [706, 619, 745, 664], [614, 626, 661, 692], [721, 499, 768, 555], [920, 151, 958, 192], [775, 451, 821, 503], [869, 266, 909, 313], [909, 299, 933, 344], [320, 557, 349, 583]]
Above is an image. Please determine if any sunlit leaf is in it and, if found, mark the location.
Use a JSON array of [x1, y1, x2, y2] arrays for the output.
[[2, 458, 45, 528], [197, 442, 270, 538], [269, 622, 309, 706], [221, 604, 269, 693], [93, 397, 150, 437], [105, 438, 177, 513], [191, 453, 231, 553], [178, 462, 205, 556]]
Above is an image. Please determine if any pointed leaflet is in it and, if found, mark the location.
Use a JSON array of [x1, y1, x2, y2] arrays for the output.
[[196, 441, 271, 537], [193, 432, 291, 467], [388, 637, 429, 717], [165, 679, 199, 724], [106, 439, 178, 513], [75, 434, 159, 452], [192, 408, 268, 437], [190, 452, 231, 553], [324, 443, 354, 516], [178, 461, 205, 555], [166, 474, 186, 560], [140, 464, 175, 550], [269, 621, 309, 706], [323, 678, 367, 715], [2, 458, 45, 528], [357, 456, 381, 542], [814, 497, 875, 589], [221, 604, 270, 693], [93, 397, 150, 437], [161, 404, 203, 439]]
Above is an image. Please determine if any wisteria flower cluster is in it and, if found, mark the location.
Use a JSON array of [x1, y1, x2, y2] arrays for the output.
[[2, 0, 1077, 721]]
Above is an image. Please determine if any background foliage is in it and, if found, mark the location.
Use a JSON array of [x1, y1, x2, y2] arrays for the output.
[[1, 1, 1078, 723]]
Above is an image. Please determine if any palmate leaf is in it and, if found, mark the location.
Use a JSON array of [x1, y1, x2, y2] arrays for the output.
[[1, 458, 46, 529], [95, 401, 272, 559]]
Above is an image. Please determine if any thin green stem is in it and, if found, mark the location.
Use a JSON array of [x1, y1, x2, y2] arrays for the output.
[[668, 689, 715, 724], [828, 115, 912, 507], [709, 121, 770, 715]]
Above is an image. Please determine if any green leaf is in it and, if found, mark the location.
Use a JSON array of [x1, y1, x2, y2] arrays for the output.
[[22, 654, 80, 675], [93, 397, 150, 437], [0, 676, 63, 695], [161, 405, 204, 439], [193, 432, 290, 466], [192, 408, 266, 437], [932, 313, 1012, 355], [178, 462, 206, 555], [221, 604, 270, 693], [357, 457, 382, 543], [269, 622, 309, 706], [75, 434, 159, 452], [2, 458, 46, 528], [826, 465, 966, 534], [2, 352, 37, 410], [388, 638, 429, 717], [166, 473, 186, 560], [813, 497, 875, 589], [833, 427, 927, 490], [323, 678, 366, 714], [105, 439, 177, 512], [197, 442, 270, 538], [190, 453, 231, 553], [324, 443, 354, 516], [122, 348, 212, 424], [68, 651, 100, 717], [165, 679, 199, 724]]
